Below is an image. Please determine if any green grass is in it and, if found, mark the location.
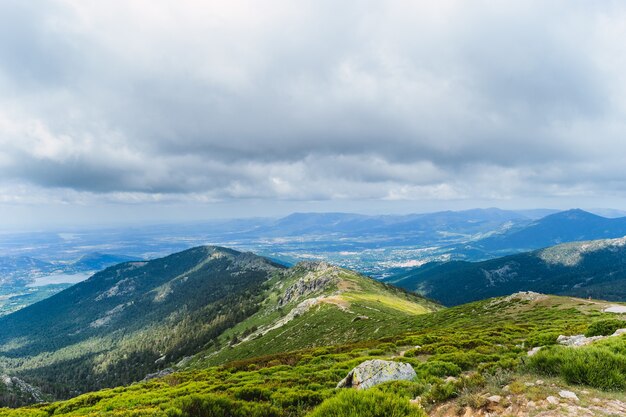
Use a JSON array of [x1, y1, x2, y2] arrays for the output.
[[584, 318, 625, 337], [341, 293, 431, 315], [308, 390, 426, 417], [528, 335, 626, 390], [193, 266, 438, 367], [0, 293, 619, 416]]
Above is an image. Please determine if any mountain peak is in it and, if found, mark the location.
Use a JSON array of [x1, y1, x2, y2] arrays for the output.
[[293, 260, 335, 271], [546, 208, 603, 221]]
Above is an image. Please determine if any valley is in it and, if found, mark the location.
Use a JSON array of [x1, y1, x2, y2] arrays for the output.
[[2, 210, 626, 416]]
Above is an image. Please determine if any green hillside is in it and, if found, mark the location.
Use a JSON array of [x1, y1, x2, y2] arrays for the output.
[[2, 292, 625, 416], [387, 236, 626, 305], [191, 261, 440, 367], [0, 247, 437, 406]]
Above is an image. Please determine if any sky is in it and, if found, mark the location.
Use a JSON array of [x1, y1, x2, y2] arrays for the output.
[[2, 1, 626, 229]]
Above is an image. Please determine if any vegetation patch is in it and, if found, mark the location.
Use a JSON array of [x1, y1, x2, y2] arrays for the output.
[[307, 390, 426, 417], [528, 336, 626, 390]]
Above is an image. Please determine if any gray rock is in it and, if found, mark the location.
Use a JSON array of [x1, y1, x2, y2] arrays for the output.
[[277, 269, 338, 307], [557, 334, 604, 346], [527, 346, 542, 356], [546, 396, 560, 405], [176, 356, 193, 368], [142, 368, 174, 382], [337, 359, 417, 390], [559, 390, 579, 401], [556, 328, 626, 348], [487, 395, 502, 404], [0, 374, 44, 403], [612, 328, 626, 336]]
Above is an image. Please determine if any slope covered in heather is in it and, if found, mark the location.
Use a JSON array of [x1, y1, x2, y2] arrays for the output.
[[2, 292, 625, 417]]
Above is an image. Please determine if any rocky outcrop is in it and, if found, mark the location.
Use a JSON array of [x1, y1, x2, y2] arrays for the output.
[[557, 327, 626, 347], [1, 375, 44, 403], [557, 334, 604, 346], [337, 359, 417, 390], [488, 291, 547, 309], [277, 264, 339, 307], [142, 368, 174, 382]]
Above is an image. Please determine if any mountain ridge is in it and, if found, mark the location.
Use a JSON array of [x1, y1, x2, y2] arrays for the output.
[[468, 209, 626, 254], [0, 245, 437, 405], [387, 235, 626, 305]]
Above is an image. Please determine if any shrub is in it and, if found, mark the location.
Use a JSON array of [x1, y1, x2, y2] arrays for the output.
[[528, 345, 626, 390], [418, 361, 462, 378], [526, 331, 559, 347], [232, 386, 272, 402], [434, 345, 458, 354], [372, 380, 427, 399], [271, 389, 324, 409], [585, 319, 625, 337], [453, 373, 485, 391], [172, 394, 280, 417], [402, 349, 422, 358], [484, 368, 513, 388], [429, 352, 482, 370], [421, 382, 457, 404], [307, 390, 426, 417]]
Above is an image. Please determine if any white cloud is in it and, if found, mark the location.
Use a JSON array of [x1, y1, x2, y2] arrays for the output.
[[1, 0, 626, 220]]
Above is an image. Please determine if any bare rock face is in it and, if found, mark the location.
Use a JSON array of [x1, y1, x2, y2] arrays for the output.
[[0, 375, 44, 403], [559, 390, 579, 401], [277, 263, 340, 307], [337, 359, 417, 390], [556, 328, 626, 347], [556, 334, 602, 346], [142, 368, 174, 382]]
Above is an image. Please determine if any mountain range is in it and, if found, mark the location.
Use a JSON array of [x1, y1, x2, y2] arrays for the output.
[[457, 209, 626, 258], [3, 210, 626, 415], [0, 246, 436, 403], [387, 235, 626, 306], [0, 239, 626, 416]]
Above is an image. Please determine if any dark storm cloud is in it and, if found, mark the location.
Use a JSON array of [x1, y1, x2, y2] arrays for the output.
[[1, 0, 626, 204]]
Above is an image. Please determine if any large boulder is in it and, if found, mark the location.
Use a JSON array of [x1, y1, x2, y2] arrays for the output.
[[337, 359, 417, 390]]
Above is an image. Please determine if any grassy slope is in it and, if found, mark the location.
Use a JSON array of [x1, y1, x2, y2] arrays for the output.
[[191, 262, 440, 366], [0, 253, 438, 407], [2, 293, 624, 416]]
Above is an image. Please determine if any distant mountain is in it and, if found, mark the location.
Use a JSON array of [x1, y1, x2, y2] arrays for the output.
[[386, 236, 626, 306], [252, 208, 532, 246], [464, 209, 626, 256], [0, 246, 437, 404], [69, 252, 140, 271]]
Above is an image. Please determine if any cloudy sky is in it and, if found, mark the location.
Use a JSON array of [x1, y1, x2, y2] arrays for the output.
[[2, 1, 626, 228]]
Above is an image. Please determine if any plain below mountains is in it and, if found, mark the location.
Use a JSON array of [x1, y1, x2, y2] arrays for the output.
[[387, 235, 626, 306], [0, 246, 437, 406]]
